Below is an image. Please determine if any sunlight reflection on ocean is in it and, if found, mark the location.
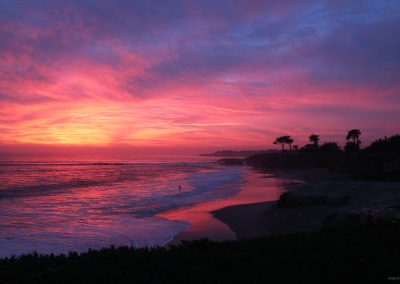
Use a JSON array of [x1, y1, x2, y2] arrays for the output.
[[0, 154, 244, 257]]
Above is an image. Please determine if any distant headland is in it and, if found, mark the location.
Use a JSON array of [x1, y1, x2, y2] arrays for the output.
[[200, 150, 277, 158]]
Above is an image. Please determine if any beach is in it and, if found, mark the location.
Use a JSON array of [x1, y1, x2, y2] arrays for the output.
[[159, 168, 293, 244], [211, 168, 400, 239], [161, 168, 348, 244], [162, 164, 400, 245], [3, 166, 400, 283], [161, 168, 356, 244]]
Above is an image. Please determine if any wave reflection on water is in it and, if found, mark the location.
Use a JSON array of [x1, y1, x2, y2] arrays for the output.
[[0, 158, 245, 257]]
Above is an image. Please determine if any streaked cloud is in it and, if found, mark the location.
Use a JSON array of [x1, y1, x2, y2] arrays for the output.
[[0, 0, 399, 149]]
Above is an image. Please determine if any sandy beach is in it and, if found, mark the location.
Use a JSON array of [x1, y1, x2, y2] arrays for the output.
[[213, 168, 400, 239], [161, 167, 352, 244], [159, 167, 299, 245], [211, 202, 274, 239], [163, 166, 400, 244]]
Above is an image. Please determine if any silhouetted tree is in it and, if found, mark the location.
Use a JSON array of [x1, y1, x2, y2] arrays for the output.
[[300, 144, 315, 153], [309, 133, 320, 150], [292, 145, 299, 150], [364, 134, 400, 153], [344, 141, 359, 153], [273, 135, 293, 152], [346, 129, 361, 151], [287, 137, 294, 151], [319, 142, 341, 153]]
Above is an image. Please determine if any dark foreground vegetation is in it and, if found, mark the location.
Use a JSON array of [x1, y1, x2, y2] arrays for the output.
[[1, 224, 400, 283]]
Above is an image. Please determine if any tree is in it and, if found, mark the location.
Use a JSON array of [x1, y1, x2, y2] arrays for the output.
[[273, 135, 294, 152], [309, 133, 320, 150], [287, 137, 294, 151], [273, 136, 287, 151], [346, 129, 361, 146], [364, 134, 400, 153], [300, 144, 315, 153], [345, 129, 361, 152], [319, 142, 341, 153], [344, 141, 359, 153]]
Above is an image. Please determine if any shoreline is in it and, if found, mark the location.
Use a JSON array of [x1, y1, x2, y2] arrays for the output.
[[209, 168, 339, 239], [160, 167, 292, 245], [211, 201, 275, 239], [212, 167, 400, 239]]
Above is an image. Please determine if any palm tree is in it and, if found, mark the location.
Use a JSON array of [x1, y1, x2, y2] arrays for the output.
[[346, 129, 362, 146], [309, 133, 320, 150], [286, 137, 294, 151], [273, 135, 294, 152], [345, 129, 362, 152], [273, 136, 287, 151]]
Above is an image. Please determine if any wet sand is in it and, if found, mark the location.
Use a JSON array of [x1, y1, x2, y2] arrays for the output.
[[159, 168, 299, 245], [211, 202, 275, 239], [210, 168, 344, 238], [213, 169, 400, 238], [163, 167, 390, 245]]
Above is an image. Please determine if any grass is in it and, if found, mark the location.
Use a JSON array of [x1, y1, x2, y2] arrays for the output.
[[1, 224, 400, 283]]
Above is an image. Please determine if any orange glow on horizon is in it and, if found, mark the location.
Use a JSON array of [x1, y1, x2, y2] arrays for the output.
[[1, 1, 399, 151]]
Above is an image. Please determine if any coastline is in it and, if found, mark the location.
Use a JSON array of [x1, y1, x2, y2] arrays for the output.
[[164, 167, 343, 244], [211, 201, 274, 239], [3, 166, 400, 282], [212, 167, 400, 239], [210, 168, 340, 239], [160, 167, 294, 245]]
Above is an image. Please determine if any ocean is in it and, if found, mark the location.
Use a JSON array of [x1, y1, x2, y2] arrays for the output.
[[0, 153, 250, 257]]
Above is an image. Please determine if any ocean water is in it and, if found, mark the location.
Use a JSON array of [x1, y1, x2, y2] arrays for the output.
[[0, 154, 245, 257]]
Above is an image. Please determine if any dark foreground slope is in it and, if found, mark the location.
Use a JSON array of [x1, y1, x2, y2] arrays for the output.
[[1, 224, 400, 283]]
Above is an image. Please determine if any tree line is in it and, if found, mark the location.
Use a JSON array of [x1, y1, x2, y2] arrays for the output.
[[272, 129, 392, 153]]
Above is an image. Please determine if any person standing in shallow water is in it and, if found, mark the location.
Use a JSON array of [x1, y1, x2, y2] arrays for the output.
[[178, 184, 182, 194]]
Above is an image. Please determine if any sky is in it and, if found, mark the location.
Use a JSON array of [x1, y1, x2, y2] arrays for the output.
[[0, 0, 399, 153]]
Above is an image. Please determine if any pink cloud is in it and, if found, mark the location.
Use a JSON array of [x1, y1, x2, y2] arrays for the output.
[[0, 1, 399, 151]]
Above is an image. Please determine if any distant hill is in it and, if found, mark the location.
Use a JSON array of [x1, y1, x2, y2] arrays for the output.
[[200, 150, 277, 158]]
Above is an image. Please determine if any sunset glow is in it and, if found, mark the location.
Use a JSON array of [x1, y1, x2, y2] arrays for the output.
[[1, 1, 399, 152]]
